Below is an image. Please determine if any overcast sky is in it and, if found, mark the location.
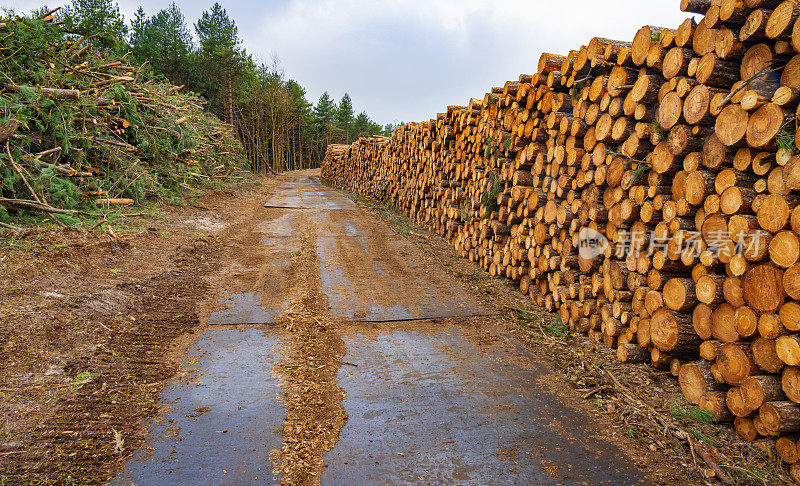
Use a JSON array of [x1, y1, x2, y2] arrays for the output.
[[6, 1, 695, 126]]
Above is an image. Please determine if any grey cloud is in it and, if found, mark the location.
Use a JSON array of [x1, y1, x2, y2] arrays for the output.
[[4, 0, 694, 125]]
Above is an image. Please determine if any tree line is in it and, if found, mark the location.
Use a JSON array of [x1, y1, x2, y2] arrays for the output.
[[36, 0, 395, 173]]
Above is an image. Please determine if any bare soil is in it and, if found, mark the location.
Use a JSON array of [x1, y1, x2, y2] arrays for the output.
[[0, 179, 274, 484], [0, 170, 790, 485]]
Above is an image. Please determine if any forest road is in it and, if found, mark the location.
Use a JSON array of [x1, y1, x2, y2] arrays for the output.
[[110, 170, 650, 485]]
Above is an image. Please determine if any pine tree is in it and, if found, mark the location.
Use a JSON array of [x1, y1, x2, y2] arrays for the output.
[[313, 92, 336, 148], [195, 3, 243, 124], [131, 4, 193, 85], [336, 93, 354, 144], [353, 112, 370, 140], [153, 4, 194, 85], [129, 7, 149, 56], [284, 80, 313, 169], [61, 0, 127, 51]]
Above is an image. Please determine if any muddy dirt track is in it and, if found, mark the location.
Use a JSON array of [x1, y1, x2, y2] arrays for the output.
[[2, 170, 747, 485], [112, 171, 647, 485]]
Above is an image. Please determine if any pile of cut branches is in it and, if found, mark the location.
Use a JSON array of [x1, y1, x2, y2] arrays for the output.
[[0, 9, 249, 228]]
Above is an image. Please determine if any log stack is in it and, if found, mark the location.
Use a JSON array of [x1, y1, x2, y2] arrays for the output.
[[323, 0, 800, 473]]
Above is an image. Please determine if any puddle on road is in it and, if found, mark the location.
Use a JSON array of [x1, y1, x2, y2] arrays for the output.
[[316, 236, 487, 322], [323, 330, 647, 485], [263, 177, 356, 210], [256, 210, 297, 236], [258, 177, 486, 322], [207, 291, 280, 325], [184, 216, 225, 232], [110, 329, 284, 485]]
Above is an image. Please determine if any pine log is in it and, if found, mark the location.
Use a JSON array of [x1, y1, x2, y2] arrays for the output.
[[766, 0, 800, 38], [700, 391, 735, 422], [759, 401, 800, 435], [727, 386, 753, 417], [784, 366, 800, 402], [736, 306, 760, 338], [650, 307, 701, 356], [782, 302, 800, 332], [747, 103, 790, 149], [696, 53, 742, 88], [682, 0, 717, 14], [743, 374, 787, 410], [753, 337, 786, 373], [786, 263, 800, 300], [743, 263, 786, 313], [712, 303, 740, 343], [758, 194, 791, 233], [734, 416, 759, 441], [776, 435, 800, 463], [657, 91, 684, 130], [3, 83, 80, 100], [714, 104, 749, 146], [680, 360, 727, 404], [717, 342, 759, 385]]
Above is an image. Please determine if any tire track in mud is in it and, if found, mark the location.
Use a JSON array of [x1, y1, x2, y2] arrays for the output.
[[273, 216, 348, 485]]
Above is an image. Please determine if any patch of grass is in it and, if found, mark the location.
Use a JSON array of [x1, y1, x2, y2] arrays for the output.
[[722, 464, 772, 483], [625, 425, 645, 439], [109, 269, 121, 274], [113, 224, 142, 233], [651, 31, 660, 43], [166, 196, 188, 207], [483, 136, 494, 159], [650, 121, 665, 142], [669, 399, 716, 424], [544, 316, 569, 337], [778, 128, 795, 152], [479, 171, 500, 219], [278, 421, 293, 435], [514, 307, 546, 325], [524, 330, 543, 343], [386, 214, 413, 236], [455, 267, 488, 284], [75, 371, 100, 383], [688, 426, 718, 447], [105, 348, 127, 366], [503, 133, 516, 150]]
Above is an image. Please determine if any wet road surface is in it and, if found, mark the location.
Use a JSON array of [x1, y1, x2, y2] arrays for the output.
[[325, 330, 640, 485], [112, 173, 648, 485], [110, 329, 284, 484]]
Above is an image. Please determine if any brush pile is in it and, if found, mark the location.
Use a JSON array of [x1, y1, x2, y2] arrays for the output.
[[324, 0, 800, 476], [0, 9, 248, 227]]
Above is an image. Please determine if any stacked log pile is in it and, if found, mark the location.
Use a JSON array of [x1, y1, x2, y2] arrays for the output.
[[323, 0, 800, 471]]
